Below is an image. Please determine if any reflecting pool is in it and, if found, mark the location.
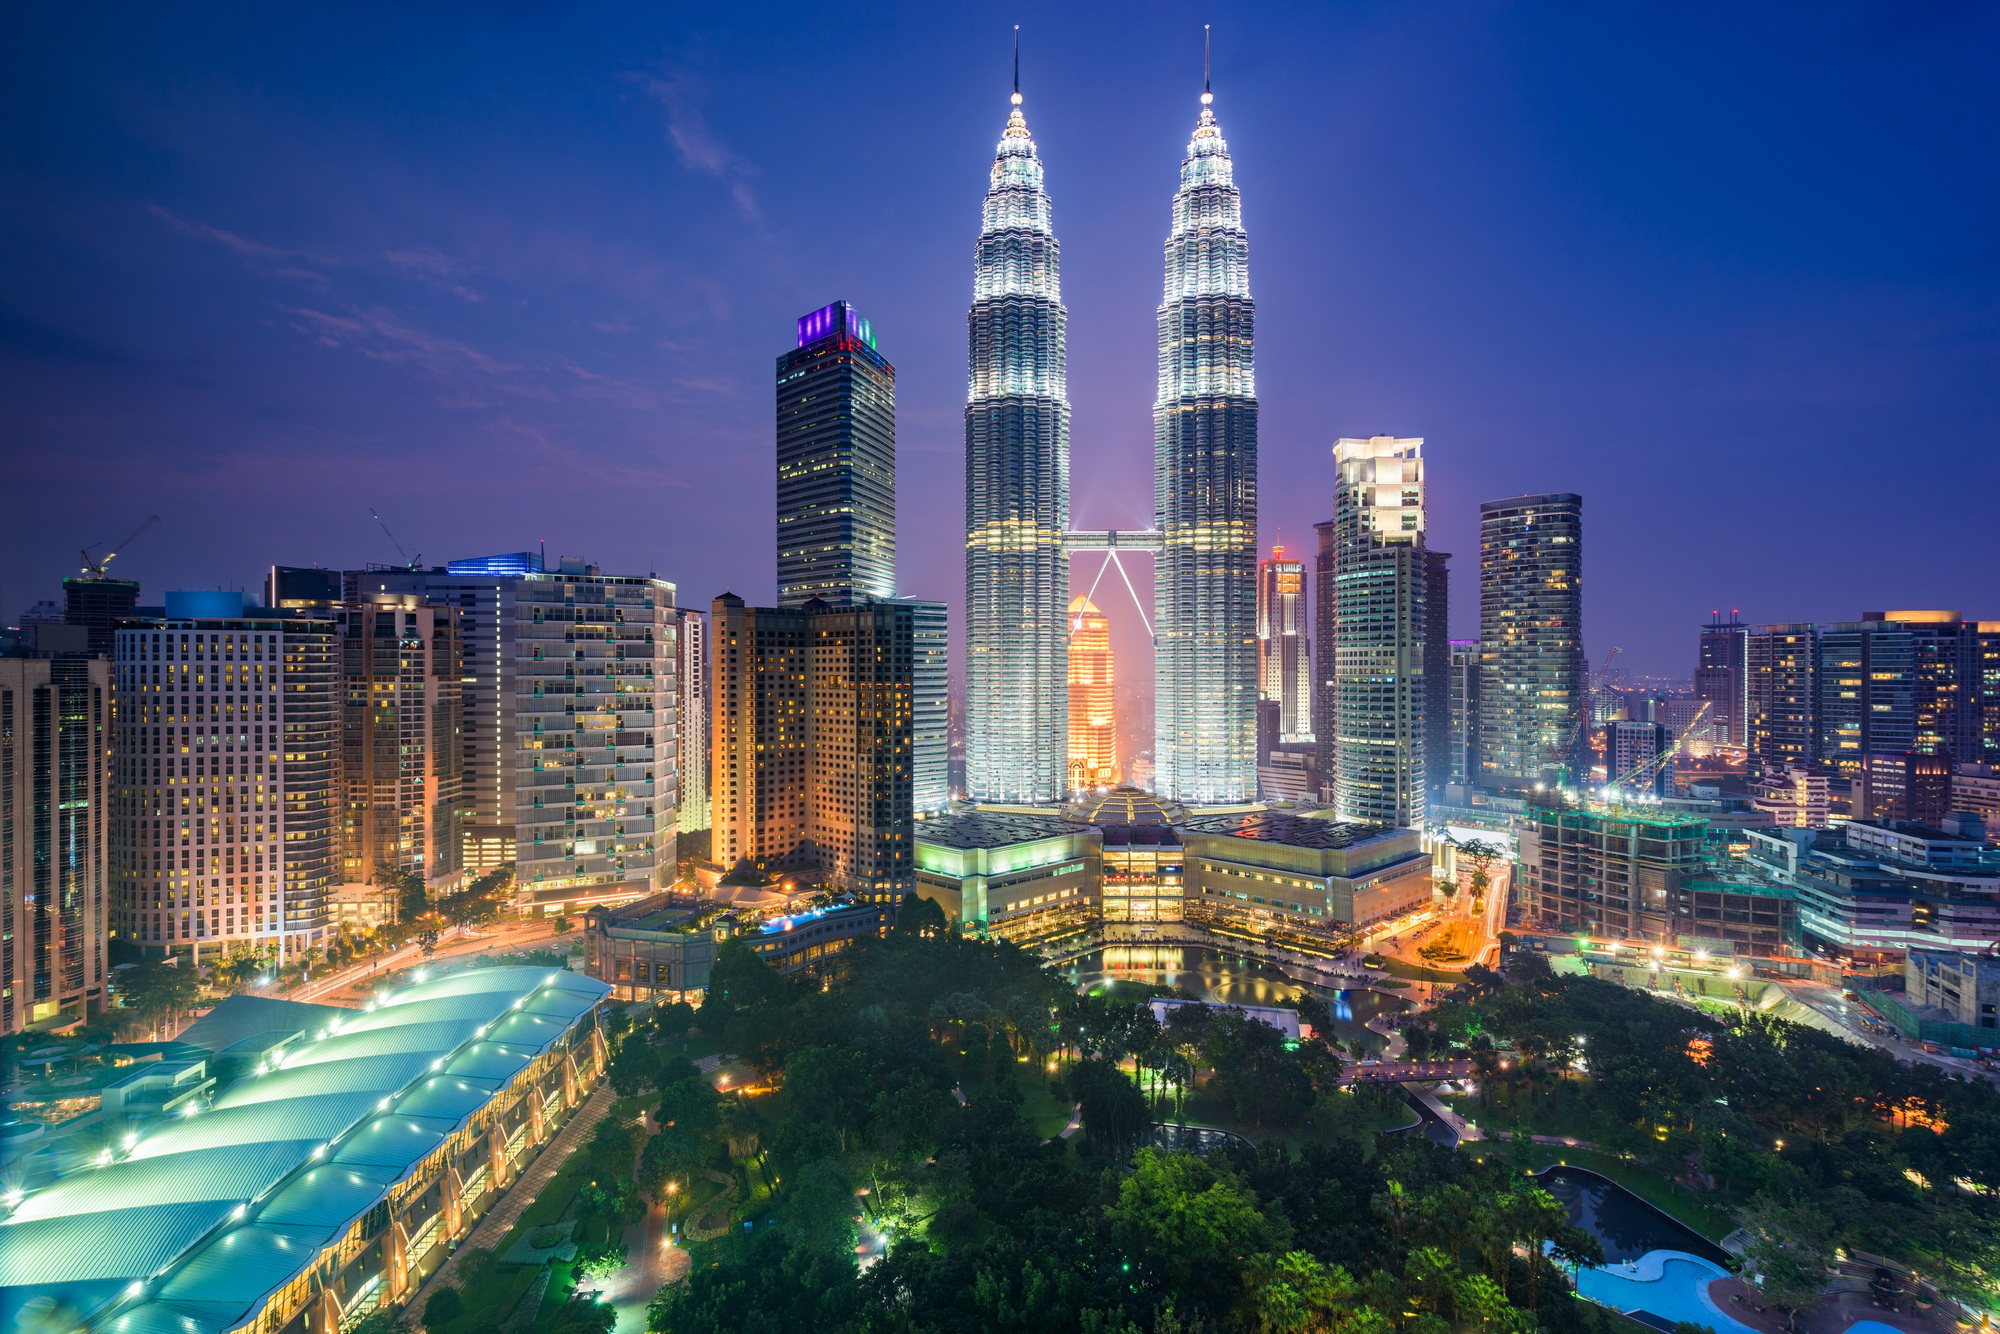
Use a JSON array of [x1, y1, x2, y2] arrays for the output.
[[1062, 945, 1406, 1051]]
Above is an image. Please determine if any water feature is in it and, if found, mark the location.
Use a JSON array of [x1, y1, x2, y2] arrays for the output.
[[1572, 1254, 1755, 1334], [1536, 1165, 1732, 1265], [1061, 944, 1406, 1051]]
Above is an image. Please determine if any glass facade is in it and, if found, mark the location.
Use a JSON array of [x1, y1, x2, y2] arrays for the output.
[[1067, 595, 1118, 790], [338, 594, 463, 889], [2, 657, 109, 1032], [1255, 549, 1310, 743], [1477, 493, 1585, 789], [1330, 436, 1429, 827], [1153, 92, 1258, 805], [964, 94, 1070, 804], [776, 301, 896, 608]]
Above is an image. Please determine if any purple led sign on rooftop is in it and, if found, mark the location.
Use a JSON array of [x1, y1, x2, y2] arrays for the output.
[[795, 301, 877, 351]]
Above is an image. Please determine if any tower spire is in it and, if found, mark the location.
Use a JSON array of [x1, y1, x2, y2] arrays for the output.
[[1203, 24, 1211, 98], [1013, 25, 1021, 103]]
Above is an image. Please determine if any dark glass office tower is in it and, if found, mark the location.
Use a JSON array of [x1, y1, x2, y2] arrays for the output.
[[776, 301, 895, 607], [63, 576, 139, 656], [1153, 85, 1257, 804]]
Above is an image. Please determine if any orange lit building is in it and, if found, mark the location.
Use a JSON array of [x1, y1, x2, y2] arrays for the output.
[[1067, 595, 1119, 791]]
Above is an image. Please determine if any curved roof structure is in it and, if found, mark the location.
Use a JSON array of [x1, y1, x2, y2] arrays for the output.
[[0, 965, 608, 1332]]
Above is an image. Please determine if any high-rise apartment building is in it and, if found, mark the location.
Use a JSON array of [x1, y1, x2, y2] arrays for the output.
[[776, 301, 896, 608], [338, 592, 463, 891], [676, 608, 710, 841], [710, 595, 915, 905], [114, 592, 338, 962], [3, 655, 111, 1033], [1153, 85, 1257, 806], [1067, 595, 1118, 791], [1604, 719, 1672, 798], [1477, 493, 1585, 790], [354, 557, 681, 904], [964, 87, 1071, 805], [1696, 612, 1748, 748], [1745, 623, 1818, 776], [1750, 764, 1830, 828], [1256, 547, 1310, 743], [1329, 437, 1430, 826]]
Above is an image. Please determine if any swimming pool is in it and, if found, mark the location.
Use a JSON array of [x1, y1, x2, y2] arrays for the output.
[[1571, 1252, 1757, 1334]]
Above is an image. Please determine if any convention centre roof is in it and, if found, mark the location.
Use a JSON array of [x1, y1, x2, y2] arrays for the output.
[[0, 965, 610, 1333]]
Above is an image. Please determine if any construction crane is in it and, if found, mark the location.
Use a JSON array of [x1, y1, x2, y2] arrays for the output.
[[78, 515, 160, 579], [1605, 699, 1711, 797], [370, 508, 421, 571]]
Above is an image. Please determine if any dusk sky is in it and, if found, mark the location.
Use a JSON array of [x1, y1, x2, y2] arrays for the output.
[[4, 2, 1995, 688]]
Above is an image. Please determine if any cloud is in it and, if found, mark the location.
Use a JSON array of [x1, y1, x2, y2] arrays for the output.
[[642, 73, 764, 223], [383, 248, 484, 302], [279, 304, 548, 407], [147, 203, 293, 258]]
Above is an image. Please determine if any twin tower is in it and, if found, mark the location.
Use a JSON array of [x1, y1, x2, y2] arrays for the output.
[[965, 81, 1257, 806]]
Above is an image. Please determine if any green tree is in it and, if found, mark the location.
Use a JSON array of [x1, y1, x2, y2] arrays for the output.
[[606, 1032, 660, 1097], [114, 960, 199, 1036], [783, 1044, 873, 1153], [1069, 1056, 1150, 1157], [894, 889, 950, 937], [1108, 1148, 1281, 1309], [421, 1285, 463, 1328], [1739, 1196, 1837, 1329]]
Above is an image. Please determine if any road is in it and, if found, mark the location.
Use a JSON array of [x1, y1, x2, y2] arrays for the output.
[[284, 918, 563, 1007], [1773, 976, 2000, 1087], [1341, 1058, 1475, 1084]]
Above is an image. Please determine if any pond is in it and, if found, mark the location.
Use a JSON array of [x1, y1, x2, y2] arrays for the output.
[[1061, 945, 1406, 1052], [1535, 1165, 1732, 1266]]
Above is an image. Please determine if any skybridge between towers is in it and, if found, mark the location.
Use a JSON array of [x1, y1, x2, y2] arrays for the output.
[[1064, 530, 1163, 642]]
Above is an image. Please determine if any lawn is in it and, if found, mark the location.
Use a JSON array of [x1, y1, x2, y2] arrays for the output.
[[430, 1261, 542, 1334], [1367, 955, 1464, 983], [1016, 1076, 1077, 1140], [1454, 1123, 1738, 1244]]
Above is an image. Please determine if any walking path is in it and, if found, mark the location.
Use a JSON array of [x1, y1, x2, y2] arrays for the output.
[[408, 1083, 617, 1327]]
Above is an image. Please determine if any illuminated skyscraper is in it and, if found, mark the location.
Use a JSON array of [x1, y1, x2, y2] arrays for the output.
[[1154, 80, 1257, 804], [1478, 493, 1585, 790], [1256, 547, 1311, 743], [777, 301, 896, 607], [964, 83, 1070, 803], [1067, 595, 1118, 790], [1329, 437, 1429, 827]]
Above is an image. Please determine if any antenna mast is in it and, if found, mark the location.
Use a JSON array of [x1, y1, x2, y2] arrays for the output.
[[1013, 25, 1020, 100], [1204, 24, 1211, 95]]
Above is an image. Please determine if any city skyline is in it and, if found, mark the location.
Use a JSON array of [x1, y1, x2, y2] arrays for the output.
[[6, 6, 1999, 690]]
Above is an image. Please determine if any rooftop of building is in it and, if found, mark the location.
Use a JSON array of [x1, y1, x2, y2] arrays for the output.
[[0, 966, 610, 1329], [1531, 802, 1710, 829], [916, 809, 1095, 849], [1074, 788, 1188, 826], [1177, 811, 1398, 850], [1102, 824, 1181, 847]]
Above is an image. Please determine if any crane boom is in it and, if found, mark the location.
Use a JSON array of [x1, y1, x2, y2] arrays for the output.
[[1606, 700, 1711, 795], [78, 514, 161, 578], [370, 508, 420, 570]]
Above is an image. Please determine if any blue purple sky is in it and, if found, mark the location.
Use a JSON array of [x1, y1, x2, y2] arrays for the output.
[[3, 2, 1996, 687]]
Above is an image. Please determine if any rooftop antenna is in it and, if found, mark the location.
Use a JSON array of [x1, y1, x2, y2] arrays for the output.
[[1012, 25, 1021, 104], [1203, 24, 1212, 103]]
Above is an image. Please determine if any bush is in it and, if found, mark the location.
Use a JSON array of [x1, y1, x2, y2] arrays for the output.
[[422, 1285, 463, 1328]]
